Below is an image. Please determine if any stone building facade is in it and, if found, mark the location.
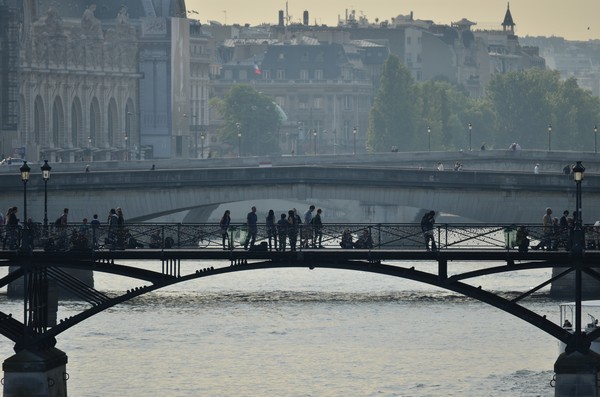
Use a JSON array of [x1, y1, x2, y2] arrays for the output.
[[0, 0, 205, 162]]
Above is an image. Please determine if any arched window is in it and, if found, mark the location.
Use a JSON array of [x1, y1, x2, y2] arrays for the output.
[[107, 98, 118, 147], [52, 97, 64, 147], [34, 95, 45, 145], [71, 97, 83, 147]]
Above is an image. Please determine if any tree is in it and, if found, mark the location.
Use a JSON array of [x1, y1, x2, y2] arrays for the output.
[[213, 85, 283, 156], [367, 56, 418, 152], [416, 80, 470, 150], [486, 69, 559, 149], [551, 78, 600, 151]]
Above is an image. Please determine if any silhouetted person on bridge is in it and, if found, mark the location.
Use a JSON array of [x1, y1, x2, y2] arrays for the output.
[[287, 210, 298, 251], [354, 229, 373, 249], [313, 208, 323, 248], [516, 226, 530, 253], [340, 229, 353, 249], [421, 210, 437, 252], [55, 208, 69, 250], [302, 205, 315, 248], [534, 207, 553, 250], [266, 209, 277, 251], [220, 210, 231, 250], [244, 206, 257, 250], [5, 207, 19, 250], [277, 213, 288, 251]]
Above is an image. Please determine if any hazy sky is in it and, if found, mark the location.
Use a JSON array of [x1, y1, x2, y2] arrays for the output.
[[186, 0, 599, 41]]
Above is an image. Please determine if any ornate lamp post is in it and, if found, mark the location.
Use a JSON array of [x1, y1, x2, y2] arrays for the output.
[[200, 132, 206, 159], [19, 161, 31, 251], [353, 127, 357, 155], [313, 129, 317, 155], [427, 126, 431, 152], [594, 125, 598, 154], [468, 123, 472, 151], [41, 160, 51, 236], [236, 122, 241, 157], [571, 161, 585, 351], [572, 161, 585, 253], [548, 124, 552, 151]]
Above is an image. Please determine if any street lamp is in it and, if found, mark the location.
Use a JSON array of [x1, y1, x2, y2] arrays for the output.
[[200, 132, 206, 159], [88, 136, 92, 162], [572, 160, 585, 350], [124, 135, 129, 161], [548, 124, 552, 151], [41, 160, 51, 236], [594, 125, 598, 154], [353, 127, 357, 155], [313, 129, 317, 155], [427, 126, 431, 152], [572, 161, 585, 253], [468, 123, 472, 151], [236, 122, 241, 157], [19, 161, 31, 251]]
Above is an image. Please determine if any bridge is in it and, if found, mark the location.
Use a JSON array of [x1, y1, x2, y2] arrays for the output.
[[1, 155, 600, 224], [1, 221, 600, 396]]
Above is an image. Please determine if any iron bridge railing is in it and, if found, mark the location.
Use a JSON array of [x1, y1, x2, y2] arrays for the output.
[[1, 223, 598, 252]]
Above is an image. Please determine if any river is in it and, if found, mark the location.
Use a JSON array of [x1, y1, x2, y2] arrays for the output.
[[0, 260, 560, 396]]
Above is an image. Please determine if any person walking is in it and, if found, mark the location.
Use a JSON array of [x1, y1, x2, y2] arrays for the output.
[[266, 209, 277, 251], [535, 207, 553, 250], [303, 205, 315, 248], [312, 208, 323, 248], [277, 213, 288, 252], [420, 210, 437, 252], [90, 214, 101, 248], [244, 206, 257, 250], [220, 210, 231, 250]]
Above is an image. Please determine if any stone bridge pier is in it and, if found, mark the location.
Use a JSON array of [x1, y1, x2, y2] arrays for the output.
[[3, 348, 68, 397]]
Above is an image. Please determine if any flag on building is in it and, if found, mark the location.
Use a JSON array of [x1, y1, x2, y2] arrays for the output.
[[254, 62, 262, 75]]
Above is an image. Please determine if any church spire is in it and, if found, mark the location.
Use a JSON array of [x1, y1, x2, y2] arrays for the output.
[[502, 2, 515, 33]]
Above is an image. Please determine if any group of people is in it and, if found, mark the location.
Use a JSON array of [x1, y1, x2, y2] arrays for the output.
[[340, 228, 374, 249], [219, 205, 324, 252], [0, 204, 132, 251], [515, 207, 588, 253]]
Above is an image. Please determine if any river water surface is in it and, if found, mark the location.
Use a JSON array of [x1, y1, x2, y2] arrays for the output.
[[0, 260, 561, 396]]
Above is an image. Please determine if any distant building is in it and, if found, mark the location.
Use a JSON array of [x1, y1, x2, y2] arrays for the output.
[[209, 27, 378, 155], [0, 0, 212, 162]]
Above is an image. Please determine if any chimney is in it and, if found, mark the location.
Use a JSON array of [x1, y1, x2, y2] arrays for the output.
[[279, 10, 284, 27], [303, 10, 309, 26]]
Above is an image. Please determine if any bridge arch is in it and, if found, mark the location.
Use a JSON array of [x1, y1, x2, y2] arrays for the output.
[[0, 254, 582, 353], [2, 166, 597, 224]]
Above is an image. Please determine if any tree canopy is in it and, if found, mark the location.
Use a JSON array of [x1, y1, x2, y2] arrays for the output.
[[212, 85, 283, 156], [367, 59, 600, 152]]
